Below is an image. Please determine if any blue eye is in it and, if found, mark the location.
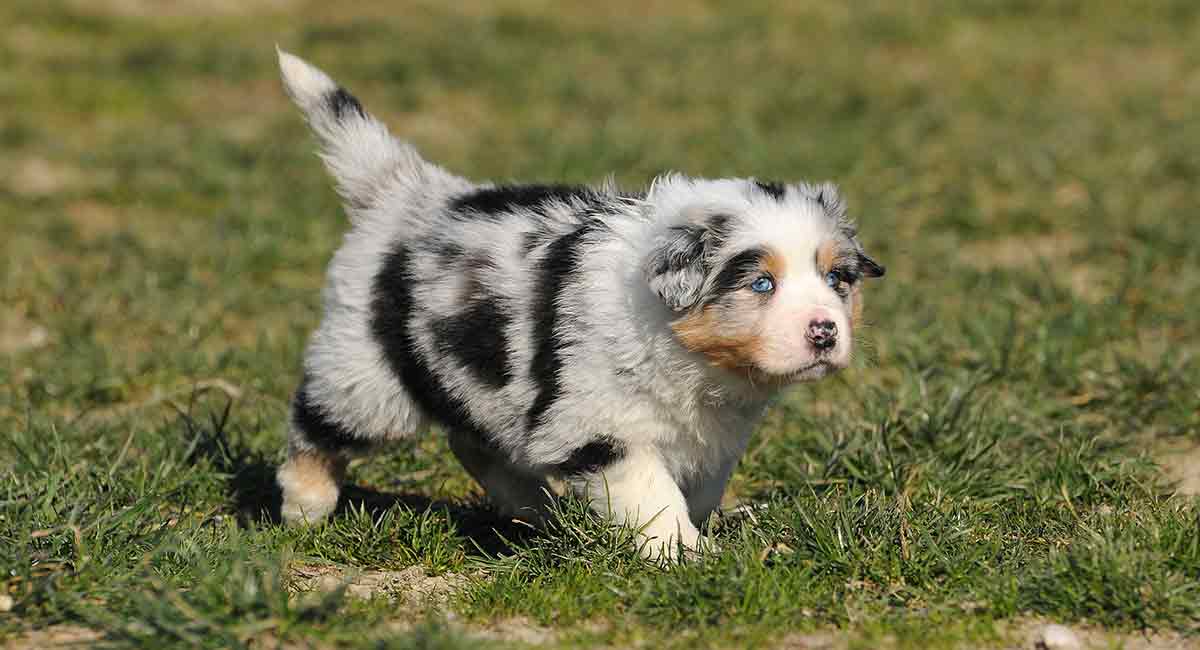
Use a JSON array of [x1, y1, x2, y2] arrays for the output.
[[750, 276, 775, 293], [825, 271, 841, 288]]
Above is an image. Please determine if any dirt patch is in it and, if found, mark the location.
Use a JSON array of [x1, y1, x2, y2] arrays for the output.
[[1, 625, 102, 649], [66, 0, 294, 18], [63, 200, 124, 241], [956, 233, 1110, 302], [458, 616, 559, 645], [775, 631, 845, 649], [289, 565, 570, 644], [1004, 619, 1198, 650], [0, 309, 50, 355], [290, 564, 468, 608], [957, 233, 1085, 271], [5, 158, 84, 198], [1159, 442, 1200, 497], [769, 621, 1200, 650]]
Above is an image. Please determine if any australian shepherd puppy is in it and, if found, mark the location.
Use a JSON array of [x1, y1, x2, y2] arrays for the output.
[[274, 50, 885, 561]]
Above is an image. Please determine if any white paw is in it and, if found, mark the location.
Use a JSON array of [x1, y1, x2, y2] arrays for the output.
[[636, 518, 705, 563], [277, 458, 340, 525], [280, 493, 338, 524]]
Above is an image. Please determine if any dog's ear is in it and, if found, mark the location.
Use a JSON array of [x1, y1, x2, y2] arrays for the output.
[[645, 225, 711, 312], [857, 250, 886, 278]]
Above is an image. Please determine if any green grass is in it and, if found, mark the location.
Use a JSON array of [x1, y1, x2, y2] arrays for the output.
[[3, 1, 1199, 647]]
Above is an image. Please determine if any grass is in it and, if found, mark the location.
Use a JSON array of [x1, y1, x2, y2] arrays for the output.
[[2, 0, 1199, 647]]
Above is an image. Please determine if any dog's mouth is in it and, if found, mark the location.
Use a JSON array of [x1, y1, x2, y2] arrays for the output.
[[787, 359, 835, 378], [783, 359, 840, 382], [745, 359, 840, 387]]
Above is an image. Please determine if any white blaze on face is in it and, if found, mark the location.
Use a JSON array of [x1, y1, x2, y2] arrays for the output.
[[740, 202, 854, 377], [753, 260, 852, 376], [670, 197, 858, 382]]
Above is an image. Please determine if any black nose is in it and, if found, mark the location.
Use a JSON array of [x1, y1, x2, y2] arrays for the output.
[[806, 319, 838, 350]]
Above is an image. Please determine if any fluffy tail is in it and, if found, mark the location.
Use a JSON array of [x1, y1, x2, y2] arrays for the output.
[[277, 48, 438, 212]]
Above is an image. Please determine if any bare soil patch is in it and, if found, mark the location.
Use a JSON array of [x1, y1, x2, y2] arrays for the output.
[[1, 625, 102, 649], [290, 564, 468, 608], [957, 234, 1084, 271], [66, 0, 294, 18], [956, 233, 1109, 302], [0, 309, 50, 355], [1159, 442, 1200, 497]]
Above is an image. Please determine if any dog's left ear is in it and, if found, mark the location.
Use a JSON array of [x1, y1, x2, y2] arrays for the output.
[[857, 250, 886, 278], [645, 225, 711, 312]]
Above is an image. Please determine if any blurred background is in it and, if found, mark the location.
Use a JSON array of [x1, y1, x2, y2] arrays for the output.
[[4, 0, 1196, 466]]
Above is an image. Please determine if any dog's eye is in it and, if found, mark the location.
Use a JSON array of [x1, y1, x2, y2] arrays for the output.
[[824, 271, 842, 288], [750, 275, 775, 294]]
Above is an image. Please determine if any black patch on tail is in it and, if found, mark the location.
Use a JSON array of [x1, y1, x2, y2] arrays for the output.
[[292, 377, 372, 453], [525, 225, 593, 432], [755, 181, 787, 201], [450, 184, 593, 219], [552, 438, 625, 475], [327, 87, 365, 121], [371, 245, 493, 442], [432, 296, 513, 389]]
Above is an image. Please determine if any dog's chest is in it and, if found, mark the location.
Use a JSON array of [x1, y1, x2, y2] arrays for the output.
[[655, 399, 762, 483]]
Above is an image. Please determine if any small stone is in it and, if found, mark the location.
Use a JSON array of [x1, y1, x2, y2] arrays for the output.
[[0, 594, 14, 612], [1036, 624, 1081, 650]]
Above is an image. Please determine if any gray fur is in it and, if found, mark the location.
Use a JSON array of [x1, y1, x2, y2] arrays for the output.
[[273, 51, 884, 560]]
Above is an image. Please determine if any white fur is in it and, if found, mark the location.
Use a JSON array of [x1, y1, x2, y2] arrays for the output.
[[273, 51, 882, 562]]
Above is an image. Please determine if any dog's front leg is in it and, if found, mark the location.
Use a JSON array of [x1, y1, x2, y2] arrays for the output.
[[572, 446, 701, 562]]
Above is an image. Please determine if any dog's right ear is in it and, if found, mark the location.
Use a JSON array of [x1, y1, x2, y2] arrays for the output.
[[645, 225, 711, 312]]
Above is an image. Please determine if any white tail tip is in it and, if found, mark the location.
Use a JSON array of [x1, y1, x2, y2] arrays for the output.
[[277, 47, 337, 109]]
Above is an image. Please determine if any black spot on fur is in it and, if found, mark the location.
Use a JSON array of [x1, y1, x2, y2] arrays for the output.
[[712, 247, 769, 296], [371, 245, 493, 442], [432, 297, 513, 389], [552, 438, 625, 475], [327, 87, 365, 121], [292, 376, 372, 452], [526, 226, 593, 432], [450, 184, 593, 219], [755, 181, 787, 201]]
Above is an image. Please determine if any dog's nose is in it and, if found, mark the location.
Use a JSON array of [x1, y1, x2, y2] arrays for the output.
[[806, 319, 837, 350]]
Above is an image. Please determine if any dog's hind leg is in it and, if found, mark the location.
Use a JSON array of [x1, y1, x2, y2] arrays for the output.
[[277, 375, 402, 525], [448, 429, 555, 526]]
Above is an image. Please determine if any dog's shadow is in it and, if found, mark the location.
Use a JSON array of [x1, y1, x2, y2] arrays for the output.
[[180, 398, 534, 558]]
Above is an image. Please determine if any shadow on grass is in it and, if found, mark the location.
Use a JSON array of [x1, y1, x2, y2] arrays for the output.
[[176, 394, 534, 558], [336, 485, 539, 557]]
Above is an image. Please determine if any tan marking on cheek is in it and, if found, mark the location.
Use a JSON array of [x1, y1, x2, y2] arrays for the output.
[[672, 301, 764, 373], [816, 240, 838, 273], [763, 249, 788, 279], [850, 284, 864, 332]]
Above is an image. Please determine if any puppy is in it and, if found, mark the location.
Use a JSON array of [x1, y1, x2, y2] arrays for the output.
[[274, 50, 885, 560]]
